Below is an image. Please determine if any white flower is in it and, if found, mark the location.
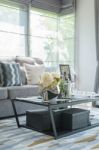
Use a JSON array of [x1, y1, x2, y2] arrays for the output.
[[39, 72, 60, 90], [40, 72, 54, 89]]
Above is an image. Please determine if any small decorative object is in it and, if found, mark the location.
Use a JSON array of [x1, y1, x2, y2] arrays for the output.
[[59, 64, 71, 98], [59, 78, 71, 98], [39, 72, 60, 103], [59, 64, 71, 81]]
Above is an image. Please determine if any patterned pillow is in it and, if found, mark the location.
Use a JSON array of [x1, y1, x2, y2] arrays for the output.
[[0, 63, 22, 86]]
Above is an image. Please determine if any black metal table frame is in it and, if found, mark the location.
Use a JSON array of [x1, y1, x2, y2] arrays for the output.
[[11, 97, 99, 139]]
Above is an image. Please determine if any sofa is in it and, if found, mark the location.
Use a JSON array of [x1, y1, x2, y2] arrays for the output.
[[0, 56, 45, 119]]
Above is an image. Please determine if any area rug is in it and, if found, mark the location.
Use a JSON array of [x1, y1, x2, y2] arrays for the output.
[[1, 118, 99, 150]]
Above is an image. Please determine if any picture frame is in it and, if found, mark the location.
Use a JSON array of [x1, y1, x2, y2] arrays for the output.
[[59, 64, 71, 81]]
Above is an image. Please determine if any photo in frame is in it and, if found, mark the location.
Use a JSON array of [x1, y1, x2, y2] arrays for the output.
[[59, 64, 71, 81]]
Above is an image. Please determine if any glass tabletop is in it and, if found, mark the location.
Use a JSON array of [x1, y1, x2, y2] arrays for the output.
[[14, 95, 99, 107]]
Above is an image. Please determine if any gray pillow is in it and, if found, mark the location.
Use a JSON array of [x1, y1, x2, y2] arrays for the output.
[[20, 67, 27, 85]]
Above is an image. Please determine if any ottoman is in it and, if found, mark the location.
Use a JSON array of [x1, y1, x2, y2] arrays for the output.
[[26, 109, 62, 131], [61, 108, 90, 130]]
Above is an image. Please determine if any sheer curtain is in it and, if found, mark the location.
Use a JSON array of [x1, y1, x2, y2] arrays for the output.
[[94, 0, 99, 93], [0, 0, 27, 56], [94, 0, 99, 106]]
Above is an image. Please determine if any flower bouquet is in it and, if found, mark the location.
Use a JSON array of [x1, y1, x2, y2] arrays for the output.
[[39, 72, 60, 102]]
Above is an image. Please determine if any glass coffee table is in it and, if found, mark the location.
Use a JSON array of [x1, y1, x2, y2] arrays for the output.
[[11, 96, 99, 139]]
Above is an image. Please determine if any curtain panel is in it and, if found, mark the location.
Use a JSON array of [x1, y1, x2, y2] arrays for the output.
[[93, 0, 99, 106], [94, 0, 99, 93]]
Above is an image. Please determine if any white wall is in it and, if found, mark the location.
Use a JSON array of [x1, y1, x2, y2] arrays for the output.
[[76, 0, 97, 91]]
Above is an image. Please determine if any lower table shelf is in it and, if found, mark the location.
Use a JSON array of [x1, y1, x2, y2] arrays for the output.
[[19, 122, 99, 139], [11, 97, 99, 139]]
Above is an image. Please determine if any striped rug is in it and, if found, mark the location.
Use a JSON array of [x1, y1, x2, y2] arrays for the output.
[[1, 117, 99, 150]]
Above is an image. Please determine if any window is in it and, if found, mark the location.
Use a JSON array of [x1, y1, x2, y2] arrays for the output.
[[58, 14, 75, 67], [30, 8, 75, 71], [30, 9, 58, 70], [0, 1, 27, 56], [0, 1, 75, 70]]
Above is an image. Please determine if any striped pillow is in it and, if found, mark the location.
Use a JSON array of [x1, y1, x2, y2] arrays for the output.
[[0, 63, 22, 86]]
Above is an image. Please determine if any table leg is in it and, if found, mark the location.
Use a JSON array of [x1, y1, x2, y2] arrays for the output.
[[11, 99, 20, 128], [49, 107, 58, 139]]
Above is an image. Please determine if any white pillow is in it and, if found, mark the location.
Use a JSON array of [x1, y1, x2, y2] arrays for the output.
[[24, 64, 45, 85]]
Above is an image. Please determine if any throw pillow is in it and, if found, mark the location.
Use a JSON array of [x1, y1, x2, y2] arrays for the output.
[[24, 64, 45, 85], [20, 66, 27, 85], [0, 63, 22, 86]]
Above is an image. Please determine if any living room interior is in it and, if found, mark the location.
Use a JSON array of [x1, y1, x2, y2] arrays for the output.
[[0, 0, 99, 150]]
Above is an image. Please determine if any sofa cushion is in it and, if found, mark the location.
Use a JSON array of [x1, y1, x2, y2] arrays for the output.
[[0, 57, 16, 63], [34, 58, 44, 65], [0, 63, 22, 86], [7, 85, 40, 99], [0, 88, 8, 99], [16, 56, 35, 66]]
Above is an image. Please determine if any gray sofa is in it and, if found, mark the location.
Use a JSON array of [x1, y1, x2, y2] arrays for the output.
[[0, 56, 45, 119]]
